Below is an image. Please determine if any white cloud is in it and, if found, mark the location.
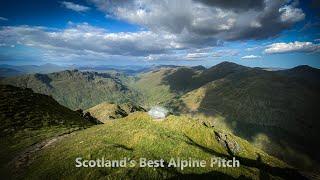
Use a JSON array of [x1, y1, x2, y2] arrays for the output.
[[186, 52, 210, 59], [90, 0, 305, 41], [264, 41, 320, 54], [0, 24, 185, 57], [212, 49, 239, 57], [241, 55, 261, 59], [61, 1, 90, 12], [0, 17, 8, 21], [279, 5, 305, 23]]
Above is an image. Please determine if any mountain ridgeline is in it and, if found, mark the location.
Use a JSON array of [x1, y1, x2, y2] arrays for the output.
[[133, 62, 320, 171], [1, 62, 320, 173], [1, 70, 140, 110]]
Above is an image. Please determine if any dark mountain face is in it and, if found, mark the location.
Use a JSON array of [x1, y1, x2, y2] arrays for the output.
[[0, 68, 24, 77], [0, 70, 139, 110], [0, 85, 95, 136], [279, 65, 320, 83], [155, 62, 320, 170]]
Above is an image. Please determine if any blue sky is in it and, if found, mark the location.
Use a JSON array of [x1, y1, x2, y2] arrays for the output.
[[0, 0, 319, 68]]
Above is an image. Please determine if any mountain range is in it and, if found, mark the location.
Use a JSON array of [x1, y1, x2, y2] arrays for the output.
[[1, 62, 319, 178]]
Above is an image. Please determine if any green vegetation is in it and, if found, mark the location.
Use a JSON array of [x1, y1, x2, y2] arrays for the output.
[[1, 70, 140, 110], [86, 102, 145, 123], [129, 68, 177, 108], [0, 85, 96, 176], [22, 112, 302, 179], [1, 62, 320, 177], [130, 62, 320, 171], [165, 63, 320, 171]]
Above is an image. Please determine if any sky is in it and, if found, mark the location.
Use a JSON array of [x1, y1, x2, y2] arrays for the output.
[[0, 0, 319, 68]]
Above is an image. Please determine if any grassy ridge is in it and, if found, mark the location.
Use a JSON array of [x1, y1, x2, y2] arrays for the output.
[[0, 85, 95, 176], [23, 112, 299, 179]]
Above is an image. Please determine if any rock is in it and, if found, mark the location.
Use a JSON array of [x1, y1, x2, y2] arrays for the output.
[[121, 103, 146, 114], [214, 131, 241, 155], [76, 109, 101, 124], [202, 121, 214, 128]]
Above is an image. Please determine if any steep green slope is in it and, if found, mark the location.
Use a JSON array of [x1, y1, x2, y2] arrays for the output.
[[130, 68, 178, 108], [22, 112, 305, 179], [173, 64, 320, 171], [134, 62, 320, 171], [131, 62, 249, 108], [1, 70, 139, 110], [0, 85, 96, 176]]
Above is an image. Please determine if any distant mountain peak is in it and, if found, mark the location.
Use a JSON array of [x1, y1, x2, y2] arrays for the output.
[[216, 61, 241, 66], [291, 65, 314, 71]]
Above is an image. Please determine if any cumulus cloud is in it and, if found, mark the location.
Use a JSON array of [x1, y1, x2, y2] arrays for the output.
[[0, 24, 190, 57], [0, 17, 8, 21], [264, 41, 320, 54], [241, 55, 261, 59], [61, 1, 90, 12], [186, 52, 210, 59], [0, 0, 309, 62], [90, 0, 305, 41], [279, 5, 305, 23]]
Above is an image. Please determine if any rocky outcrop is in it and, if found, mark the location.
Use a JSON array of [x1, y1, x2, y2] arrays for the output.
[[86, 102, 146, 122], [76, 109, 102, 124], [214, 131, 241, 156]]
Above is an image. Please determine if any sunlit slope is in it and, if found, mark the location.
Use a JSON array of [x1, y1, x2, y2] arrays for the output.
[[1, 70, 139, 110], [23, 112, 305, 179], [86, 102, 146, 123], [130, 68, 178, 108]]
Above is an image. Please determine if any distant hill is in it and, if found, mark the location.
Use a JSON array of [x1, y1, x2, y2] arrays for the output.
[[0, 85, 97, 176], [0, 63, 69, 76], [1, 70, 140, 110], [0, 68, 24, 77]]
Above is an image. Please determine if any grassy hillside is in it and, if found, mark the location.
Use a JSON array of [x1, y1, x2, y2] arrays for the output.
[[0, 85, 96, 177], [2, 62, 320, 174], [130, 68, 178, 108], [170, 63, 320, 171], [1, 70, 140, 110], [21, 112, 305, 179], [132, 62, 320, 171]]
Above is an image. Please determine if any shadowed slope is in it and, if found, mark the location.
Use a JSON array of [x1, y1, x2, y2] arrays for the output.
[[0, 85, 97, 176]]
